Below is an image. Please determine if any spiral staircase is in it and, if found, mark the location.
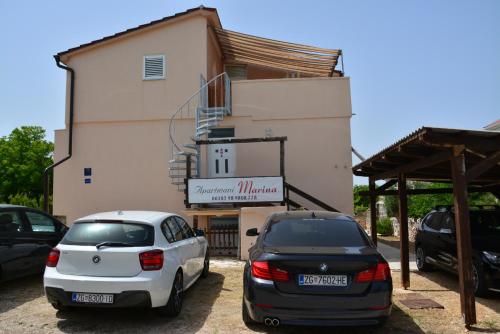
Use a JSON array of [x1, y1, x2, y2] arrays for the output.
[[168, 72, 231, 190]]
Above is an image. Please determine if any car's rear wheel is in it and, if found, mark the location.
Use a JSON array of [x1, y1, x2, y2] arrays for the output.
[[242, 299, 253, 325], [201, 251, 210, 278], [472, 262, 489, 297], [416, 246, 433, 272], [159, 271, 183, 316]]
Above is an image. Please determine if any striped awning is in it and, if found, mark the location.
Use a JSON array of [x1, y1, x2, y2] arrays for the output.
[[213, 28, 342, 77]]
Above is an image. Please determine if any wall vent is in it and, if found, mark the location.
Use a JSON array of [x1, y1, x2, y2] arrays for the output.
[[143, 55, 165, 80]]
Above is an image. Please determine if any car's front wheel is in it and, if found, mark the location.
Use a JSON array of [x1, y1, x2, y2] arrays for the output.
[[201, 251, 210, 278], [472, 262, 489, 297], [416, 246, 433, 272], [158, 271, 183, 316]]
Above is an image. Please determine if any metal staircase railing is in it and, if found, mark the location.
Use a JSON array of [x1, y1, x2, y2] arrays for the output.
[[284, 182, 339, 212], [168, 72, 231, 190]]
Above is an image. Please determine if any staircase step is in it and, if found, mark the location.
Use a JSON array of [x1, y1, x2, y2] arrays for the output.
[[174, 151, 198, 157], [196, 123, 219, 131], [169, 166, 196, 171], [183, 144, 198, 150], [171, 181, 186, 185], [195, 129, 211, 137], [198, 106, 229, 114], [170, 158, 196, 164], [198, 117, 222, 124]]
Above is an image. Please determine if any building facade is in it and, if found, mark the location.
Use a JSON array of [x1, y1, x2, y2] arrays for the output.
[[53, 7, 354, 258]]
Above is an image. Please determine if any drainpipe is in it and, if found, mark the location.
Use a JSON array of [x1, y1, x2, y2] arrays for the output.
[[43, 55, 75, 213]]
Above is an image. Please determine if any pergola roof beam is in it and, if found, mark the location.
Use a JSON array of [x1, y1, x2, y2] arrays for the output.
[[213, 27, 340, 77]]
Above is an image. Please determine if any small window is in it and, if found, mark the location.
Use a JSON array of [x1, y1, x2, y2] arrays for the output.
[[0, 211, 24, 233], [424, 213, 443, 231], [161, 221, 175, 243], [143, 55, 165, 80], [26, 211, 56, 232], [225, 64, 247, 80], [167, 217, 184, 241], [441, 214, 455, 230], [175, 216, 194, 239], [208, 127, 235, 139]]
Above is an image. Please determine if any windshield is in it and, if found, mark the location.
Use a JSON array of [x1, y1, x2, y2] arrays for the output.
[[263, 218, 369, 248], [61, 221, 154, 246], [470, 211, 500, 235]]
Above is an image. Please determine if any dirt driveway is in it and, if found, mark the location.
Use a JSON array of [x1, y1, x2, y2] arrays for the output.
[[0, 258, 499, 334]]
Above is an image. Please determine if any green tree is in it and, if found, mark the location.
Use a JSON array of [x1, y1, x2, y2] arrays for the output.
[[0, 126, 53, 202], [353, 185, 370, 214], [383, 181, 498, 219]]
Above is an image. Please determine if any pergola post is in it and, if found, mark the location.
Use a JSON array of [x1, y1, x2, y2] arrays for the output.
[[369, 177, 377, 245], [398, 173, 410, 289], [450, 146, 476, 327]]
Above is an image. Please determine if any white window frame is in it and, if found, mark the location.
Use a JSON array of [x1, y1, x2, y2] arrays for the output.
[[143, 54, 166, 80]]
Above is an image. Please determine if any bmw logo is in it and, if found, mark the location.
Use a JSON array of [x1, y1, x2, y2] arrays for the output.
[[319, 263, 328, 273], [92, 255, 101, 264]]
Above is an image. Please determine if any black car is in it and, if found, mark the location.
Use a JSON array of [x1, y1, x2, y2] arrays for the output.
[[0, 204, 67, 282], [415, 205, 500, 296], [242, 211, 392, 327]]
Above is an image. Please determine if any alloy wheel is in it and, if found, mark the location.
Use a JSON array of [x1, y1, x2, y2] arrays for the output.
[[416, 247, 425, 269]]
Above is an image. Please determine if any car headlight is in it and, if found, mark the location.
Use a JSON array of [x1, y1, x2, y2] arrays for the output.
[[483, 251, 500, 264]]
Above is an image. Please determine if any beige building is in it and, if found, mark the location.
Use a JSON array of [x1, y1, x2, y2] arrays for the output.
[[52, 7, 354, 259]]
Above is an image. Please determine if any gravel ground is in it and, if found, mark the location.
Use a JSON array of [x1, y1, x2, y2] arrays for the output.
[[0, 258, 499, 334]]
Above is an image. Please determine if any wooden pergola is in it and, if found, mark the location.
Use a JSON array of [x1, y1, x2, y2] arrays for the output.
[[352, 127, 500, 327], [212, 27, 343, 77]]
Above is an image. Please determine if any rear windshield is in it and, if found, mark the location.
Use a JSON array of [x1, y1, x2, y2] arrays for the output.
[[60, 221, 154, 246], [263, 218, 369, 248]]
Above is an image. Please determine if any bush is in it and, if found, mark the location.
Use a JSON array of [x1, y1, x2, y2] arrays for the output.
[[8, 193, 52, 211], [377, 218, 393, 236]]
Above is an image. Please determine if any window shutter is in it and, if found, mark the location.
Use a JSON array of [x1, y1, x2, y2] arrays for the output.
[[143, 55, 165, 80]]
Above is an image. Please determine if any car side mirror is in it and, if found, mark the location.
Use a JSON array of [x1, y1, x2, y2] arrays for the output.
[[246, 228, 259, 236], [194, 229, 205, 237]]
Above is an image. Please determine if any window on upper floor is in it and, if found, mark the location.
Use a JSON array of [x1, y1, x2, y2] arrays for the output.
[[143, 55, 165, 80], [225, 64, 247, 80]]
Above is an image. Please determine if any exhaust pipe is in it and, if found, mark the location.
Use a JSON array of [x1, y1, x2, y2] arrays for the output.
[[264, 318, 273, 326], [271, 318, 280, 327]]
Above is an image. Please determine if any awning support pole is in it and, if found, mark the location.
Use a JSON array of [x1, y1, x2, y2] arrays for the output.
[[398, 173, 410, 289], [369, 177, 377, 245], [450, 146, 476, 327]]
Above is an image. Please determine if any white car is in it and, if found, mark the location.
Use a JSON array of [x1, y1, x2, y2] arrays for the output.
[[43, 211, 209, 316]]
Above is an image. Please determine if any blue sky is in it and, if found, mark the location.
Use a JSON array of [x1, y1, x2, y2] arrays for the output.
[[1, 1, 499, 184]]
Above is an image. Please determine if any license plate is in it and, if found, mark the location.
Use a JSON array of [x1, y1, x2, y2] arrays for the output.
[[71, 292, 114, 304], [298, 274, 348, 286]]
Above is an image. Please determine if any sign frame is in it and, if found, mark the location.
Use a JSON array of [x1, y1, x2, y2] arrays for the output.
[[187, 176, 284, 205]]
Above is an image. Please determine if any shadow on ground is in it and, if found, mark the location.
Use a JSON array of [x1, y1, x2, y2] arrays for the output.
[[0, 274, 45, 314], [244, 305, 425, 334], [412, 270, 500, 303], [409, 270, 500, 333], [55, 272, 225, 334]]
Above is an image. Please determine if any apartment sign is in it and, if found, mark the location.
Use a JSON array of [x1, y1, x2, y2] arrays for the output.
[[188, 177, 284, 204]]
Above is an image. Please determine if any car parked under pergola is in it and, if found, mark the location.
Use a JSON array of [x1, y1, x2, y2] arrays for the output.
[[352, 126, 500, 328]]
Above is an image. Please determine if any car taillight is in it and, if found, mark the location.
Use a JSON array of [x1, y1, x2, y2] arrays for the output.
[[355, 263, 391, 283], [46, 248, 60, 267], [139, 249, 164, 271], [251, 261, 289, 282]]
